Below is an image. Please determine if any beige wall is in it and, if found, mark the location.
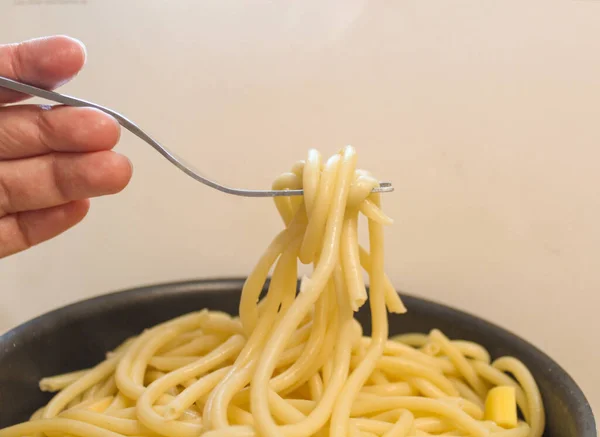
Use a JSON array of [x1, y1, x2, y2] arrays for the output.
[[1, 0, 598, 415]]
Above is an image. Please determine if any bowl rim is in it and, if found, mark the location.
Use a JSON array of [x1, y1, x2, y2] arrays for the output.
[[0, 277, 596, 436]]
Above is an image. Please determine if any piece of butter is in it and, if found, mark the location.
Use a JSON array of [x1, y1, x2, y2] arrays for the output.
[[484, 386, 518, 428]]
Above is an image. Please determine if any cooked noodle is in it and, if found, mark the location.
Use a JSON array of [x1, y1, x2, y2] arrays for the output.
[[0, 147, 544, 437]]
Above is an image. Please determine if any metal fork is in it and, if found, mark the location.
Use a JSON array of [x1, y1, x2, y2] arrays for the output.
[[0, 75, 393, 197]]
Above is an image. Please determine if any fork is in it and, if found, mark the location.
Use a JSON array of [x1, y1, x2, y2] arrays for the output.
[[0, 75, 393, 197]]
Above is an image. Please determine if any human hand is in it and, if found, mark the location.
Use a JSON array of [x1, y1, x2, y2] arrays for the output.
[[0, 36, 132, 259]]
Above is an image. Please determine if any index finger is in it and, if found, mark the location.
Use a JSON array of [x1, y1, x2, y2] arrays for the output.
[[0, 35, 86, 105]]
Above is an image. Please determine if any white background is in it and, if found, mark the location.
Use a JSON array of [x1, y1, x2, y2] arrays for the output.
[[0, 0, 598, 415]]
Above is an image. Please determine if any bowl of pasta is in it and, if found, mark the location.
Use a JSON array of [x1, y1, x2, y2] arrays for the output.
[[0, 148, 595, 437], [0, 278, 595, 437]]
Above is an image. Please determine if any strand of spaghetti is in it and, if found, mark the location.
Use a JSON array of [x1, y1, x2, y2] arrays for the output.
[[162, 335, 224, 357], [439, 397, 484, 420], [30, 406, 46, 421], [369, 409, 404, 422], [280, 317, 340, 397], [308, 373, 324, 401], [0, 418, 125, 437], [330, 193, 387, 437], [354, 415, 444, 435], [430, 330, 488, 398], [451, 341, 491, 363], [284, 322, 313, 350], [369, 370, 389, 385], [95, 376, 118, 399], [161, 407, 202, 423], [421, 341, 441, 356], [363, 356, 458, 396], [204, 355, 255, 429], [357, 246, 406, 314], [240, 228, 304, 361], [105, 393, 131, 412], [251, 147, 356, 437], [227, 308, 338, 424], [63, 396, 99, 413], [271, 239, 305, 370], [164, 367, 232, 420], [136, 336, 244, 436], [289, 161, 306, 217], [349, 421, 362, 437], [470, 361, 530, 421], [239, 209, 307, 335], [229, 299, 338, 406], [360, 198, 394, 225], [271, 282, 335, 395], [206, 234, 304, 429], [206, 305, 284, 420], [350, 396, 489, 437], [415, 417, 455, 434], [156, 333, 199, 355], [164, 329, 205, 345], [361, 338, 456, 373], [82, 382, 100, 401], [131, 328, 185, 387], [115, 312, 208, 400], [302, 149, 322, 217], [360, 382, 414, 397], [347, 172, 378, 209], [278, 272, 333, 391], [341, 208, 367, 310], [84, 396, 114, 413], [63, 396, 100, 412], [275, 343, 307, 369], [366, 402, 470, 428], [201, 313, 243, 336], [201, 425, 255, 437], [66, 393, 83, 409], [104, 407, 135, 418], [228, 405, 254, 427], [138, 415, 201, 437], [352, 418, 396, 434], [410, 377, 447, 398], [269, 278, 331, 392], [382, 410, 414, 437], [278, 254, 301, 316], [298, 153, 341, 263], [272, 172, 303, 226], [276, 268, 353, 437], [321, 358, 333, 387], [448, 378, 485, 409], [492, 357, 544, 437], [285, 400, 315, 416], [290, 160, 305, 178], [391, 333, 429, 347], [268, 391, 306, 424], [59, 409, 149, 435], [110, 405, 202, 422], [491, 421, 530, 437], [43, 352, 123, 418], [40, 369, 91, 392], [148, 356, 199, 371]]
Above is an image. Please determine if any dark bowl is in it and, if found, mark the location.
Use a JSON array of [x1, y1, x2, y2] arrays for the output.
[[0, 278, 595, 436]]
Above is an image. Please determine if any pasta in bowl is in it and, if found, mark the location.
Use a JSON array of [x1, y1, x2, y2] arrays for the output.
[[0, 148, 595, 437]]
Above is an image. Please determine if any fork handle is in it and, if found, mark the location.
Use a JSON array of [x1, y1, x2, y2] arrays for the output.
[[0, 75, 233, 194]]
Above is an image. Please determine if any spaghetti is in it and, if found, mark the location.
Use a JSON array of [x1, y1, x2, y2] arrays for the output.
[[0, 147, 545, 437]]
